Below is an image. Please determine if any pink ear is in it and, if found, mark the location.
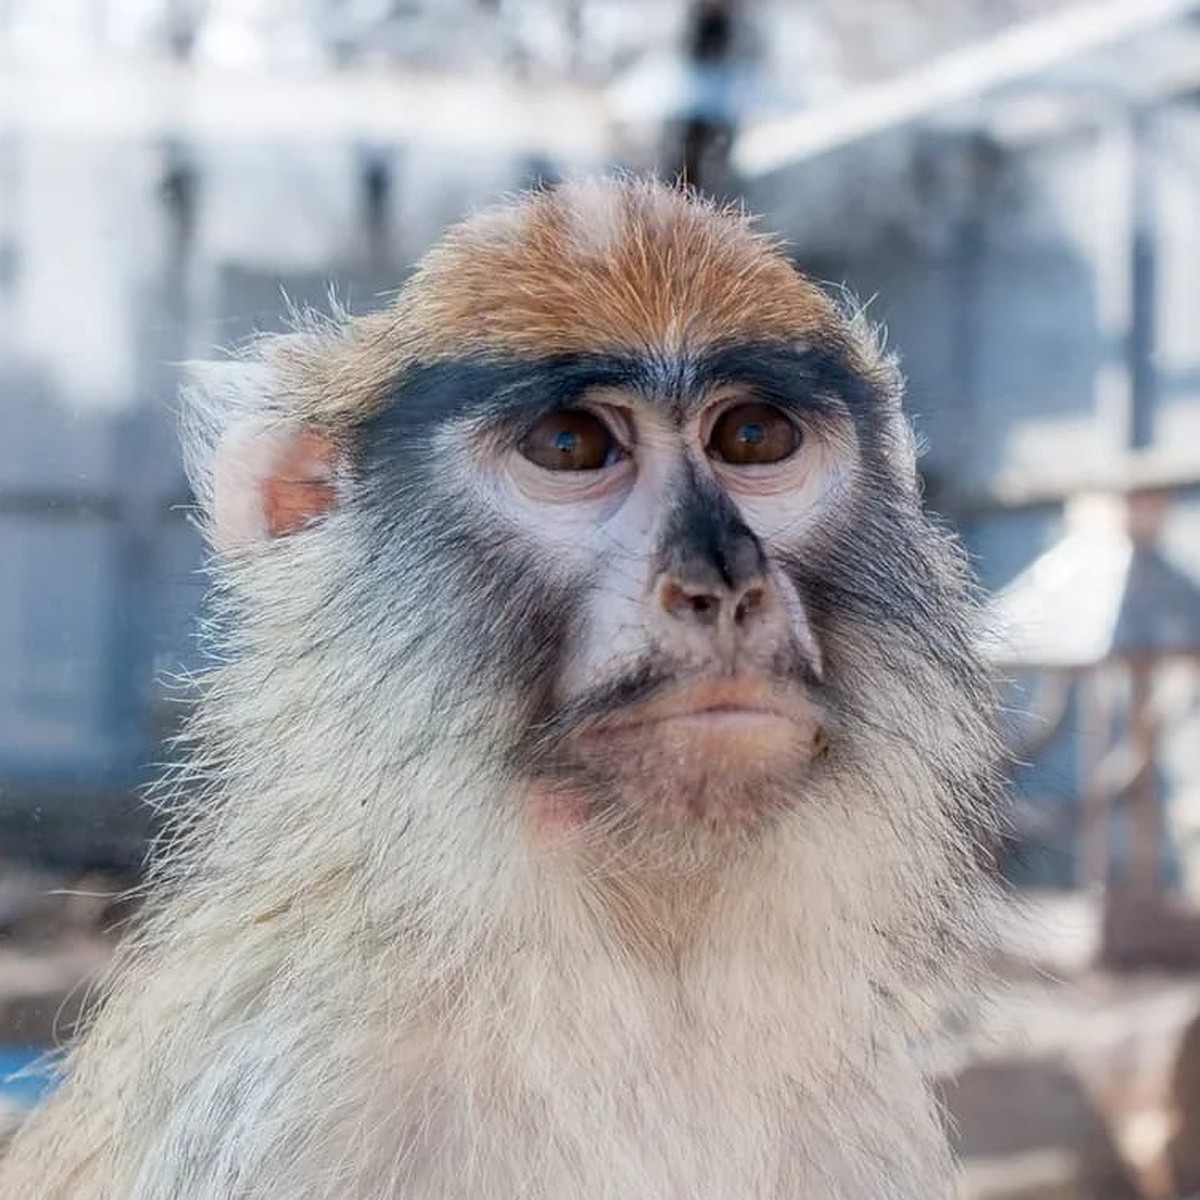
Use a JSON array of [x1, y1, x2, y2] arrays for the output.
[[212, 423, 341, 553]]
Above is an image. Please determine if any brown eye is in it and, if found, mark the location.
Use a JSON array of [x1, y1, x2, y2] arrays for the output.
[[520, 409, 618, 472], [708, 402, 800, 466]]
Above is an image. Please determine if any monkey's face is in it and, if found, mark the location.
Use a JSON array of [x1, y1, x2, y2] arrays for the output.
[[348, 345, 876, 841], [206, 181, 986, 859], [497, 376, 845, 835]]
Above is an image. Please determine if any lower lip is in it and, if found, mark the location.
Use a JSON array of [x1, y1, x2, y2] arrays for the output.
[[616, 706, 793, 733]]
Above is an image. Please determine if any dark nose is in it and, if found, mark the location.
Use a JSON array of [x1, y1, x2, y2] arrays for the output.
[[654, 483, 774, 636]]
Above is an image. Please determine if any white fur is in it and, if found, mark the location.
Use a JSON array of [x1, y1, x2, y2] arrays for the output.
[[0, 581, 984, 1198], [0, 210, 995, 1198]]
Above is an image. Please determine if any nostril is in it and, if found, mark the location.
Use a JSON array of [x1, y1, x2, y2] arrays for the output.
[[734, 586, 766, 625], [660, 580, 721, 627]]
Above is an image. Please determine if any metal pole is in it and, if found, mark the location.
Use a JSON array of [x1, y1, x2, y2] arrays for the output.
[[1127, 657, 1162, 895], [1079, 669, 1114, 890], [673, 0, 737, 193]]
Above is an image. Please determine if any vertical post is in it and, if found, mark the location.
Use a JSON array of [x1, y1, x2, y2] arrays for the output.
[[1093, 108, 1159, 915], [1079, 669, 1114, 891], [1122, 492, 1170, 898], [0, 129, 16, 356], [673, 0, 737, 194], [1129, 110, 1157, 451], [1127, 658, 1162, 896], [1095, 107, 1156, 455], [948, 137, 987, 486], [109, 139, 198, 760], [359, 149, 394, 270], [1093, 113, 1137, 458]]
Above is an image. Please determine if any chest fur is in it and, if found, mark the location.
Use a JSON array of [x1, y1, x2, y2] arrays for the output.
[[351, 967, 954, 1200]]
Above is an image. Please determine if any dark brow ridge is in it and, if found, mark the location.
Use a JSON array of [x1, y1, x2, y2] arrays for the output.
[[376, 341, 875, 436]]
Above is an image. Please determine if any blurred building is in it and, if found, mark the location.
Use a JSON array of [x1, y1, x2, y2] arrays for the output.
[[1, 0, 1199, 890], [741, 1, 1200, 893]]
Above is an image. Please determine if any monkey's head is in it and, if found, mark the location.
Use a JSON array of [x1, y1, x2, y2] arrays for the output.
[[189, 178, 994, 892]]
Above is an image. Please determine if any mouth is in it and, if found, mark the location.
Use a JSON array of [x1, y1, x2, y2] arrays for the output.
[[591, 676, 821, 742], [542, 674, 830, 835]]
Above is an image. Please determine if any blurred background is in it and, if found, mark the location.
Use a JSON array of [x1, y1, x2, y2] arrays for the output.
[[2, 0, 1200, 1195]]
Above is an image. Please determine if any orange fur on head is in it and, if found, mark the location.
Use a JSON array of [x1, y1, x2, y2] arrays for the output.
[[403, 179, 838, 365], [269, 179, 851, 428]]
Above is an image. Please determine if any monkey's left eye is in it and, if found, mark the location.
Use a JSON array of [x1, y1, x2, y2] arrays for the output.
[[707, 402, 801, 466], [520, 409, 621, 472]]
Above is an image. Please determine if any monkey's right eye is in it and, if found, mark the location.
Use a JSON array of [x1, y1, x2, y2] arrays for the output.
[[520, 410, 620, 472]]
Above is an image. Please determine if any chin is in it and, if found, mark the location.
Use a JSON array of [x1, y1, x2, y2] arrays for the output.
[[575, 709, 826, 839], [522, 673, 827, 846]]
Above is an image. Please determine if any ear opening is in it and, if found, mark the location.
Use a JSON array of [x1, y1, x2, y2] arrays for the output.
[[212, 421, 341, 554]]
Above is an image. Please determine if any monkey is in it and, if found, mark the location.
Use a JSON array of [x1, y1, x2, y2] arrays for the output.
[[0, 176, 999, 1200]]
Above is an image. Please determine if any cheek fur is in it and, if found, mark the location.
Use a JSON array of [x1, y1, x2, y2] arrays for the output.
[[350, 487, 585, 741]]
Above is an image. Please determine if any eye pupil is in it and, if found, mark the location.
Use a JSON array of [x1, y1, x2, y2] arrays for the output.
[[709, 402, 800, 466], [521, 409, 617, 472]]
